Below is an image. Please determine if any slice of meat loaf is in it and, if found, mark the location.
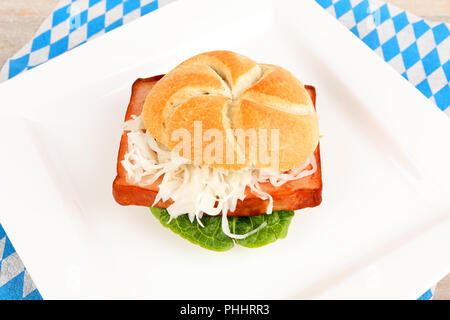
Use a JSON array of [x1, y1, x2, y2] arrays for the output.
[[113, 75, 322, 216]]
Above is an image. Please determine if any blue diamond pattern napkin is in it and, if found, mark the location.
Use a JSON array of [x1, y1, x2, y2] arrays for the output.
[[319, 0, 449, 113], [0, 0, 448, 300]]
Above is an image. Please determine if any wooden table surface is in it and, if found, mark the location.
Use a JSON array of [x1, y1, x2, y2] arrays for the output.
[[0, 0, 449, 300]]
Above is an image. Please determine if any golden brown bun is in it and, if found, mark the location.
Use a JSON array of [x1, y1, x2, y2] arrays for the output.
[[142, 50, 319, 171]]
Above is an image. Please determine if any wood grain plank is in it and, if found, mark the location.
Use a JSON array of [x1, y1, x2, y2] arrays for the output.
[[386, 0, 450, 22]]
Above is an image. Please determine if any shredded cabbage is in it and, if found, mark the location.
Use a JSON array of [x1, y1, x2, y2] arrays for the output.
[[122, 115, 316, 239]]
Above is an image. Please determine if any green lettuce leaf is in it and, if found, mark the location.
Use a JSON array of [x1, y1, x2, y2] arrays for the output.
[[231, 211, 295, 248], [150, 207, 234, 251], [150, 207, 295, 251]]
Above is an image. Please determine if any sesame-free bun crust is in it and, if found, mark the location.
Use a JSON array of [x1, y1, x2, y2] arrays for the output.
[[142, 50, 319, 171]]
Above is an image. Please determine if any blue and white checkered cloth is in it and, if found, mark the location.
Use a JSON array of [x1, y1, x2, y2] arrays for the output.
[[0, 0, 448, 300]]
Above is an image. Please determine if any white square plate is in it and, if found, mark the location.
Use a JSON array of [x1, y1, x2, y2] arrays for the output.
[[0, 0, 449, 299]]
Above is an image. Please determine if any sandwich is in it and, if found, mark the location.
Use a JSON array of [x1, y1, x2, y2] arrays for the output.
[[113, 51, 322, 251]]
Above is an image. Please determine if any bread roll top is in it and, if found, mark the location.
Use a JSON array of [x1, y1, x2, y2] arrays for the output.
[[142, 50, 319, 171]]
